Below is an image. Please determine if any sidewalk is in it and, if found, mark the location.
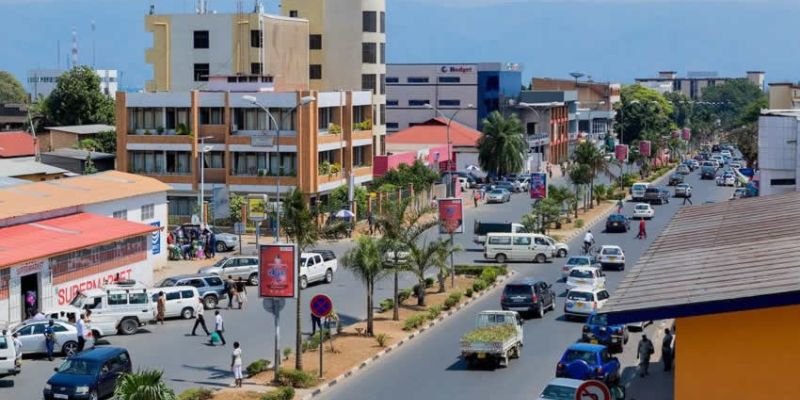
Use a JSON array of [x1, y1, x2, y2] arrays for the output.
[[620, 320, 675, 400]]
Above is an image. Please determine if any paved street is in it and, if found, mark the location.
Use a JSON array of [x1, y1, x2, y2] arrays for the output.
[[316, 170, 733, 400]]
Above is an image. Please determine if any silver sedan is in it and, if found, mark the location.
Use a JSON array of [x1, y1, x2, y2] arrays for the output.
[[12, 320, 94, 357], [486, 189, 511, 203]]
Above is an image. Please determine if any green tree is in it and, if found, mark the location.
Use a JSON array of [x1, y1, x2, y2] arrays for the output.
[[281, 189, 318, 371], [664, 91, 693, 128], [42, 66, 115, 127], [592, 183, 608, 206], [83, 153, 98, 175], [547, 184, 575, 224], [614, 85, 674, 145], [522, 198, 562, 234], [76, 130, 116, 154], [573, 141, 616, 208], [373, 159, 440, 193], [0, 71, 26, 103], [478, 111, 526, 176], [114, 369, 176, 400], [325, 184, 368, 219], [406, 239, 451, 306], [342, 236, 385, 336], [568, 163, 592, 215], [229, 193, 246, 223], [701, 79, 766, 130]]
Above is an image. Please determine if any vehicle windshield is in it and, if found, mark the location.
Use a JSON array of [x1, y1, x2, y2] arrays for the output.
[[567, 257, 589, 266], [567, 291, 594, 301], [635, 205, 649, 210], [540, 384, 576, 400], [504, 285, 532, 296], [602, 248, 621, 255], [157, 278, 178, 287], [212, 257, 230, 268], [0, 336, 8, 349], [632, 184, 646, 190], [56, 359, 101, 375], [569, 270, 594, 279], [588, 313, 608, 326], [69, 293, 87, 308], [489, 190, 503, 195], [608, 215, 625, 221], [563, 349, 596, 363]]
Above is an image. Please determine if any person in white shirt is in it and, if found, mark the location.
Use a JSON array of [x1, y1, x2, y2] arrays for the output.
[[231, 341, 243, 387], [191, 297, 209, 336], [214, 311, 226, 346], [583, 230, 595, 251], [76, 314, 87, 352], [12, 333, 22, 361]]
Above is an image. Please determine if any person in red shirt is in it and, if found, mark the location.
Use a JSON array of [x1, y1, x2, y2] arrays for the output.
[[638, 219, 647, 240]]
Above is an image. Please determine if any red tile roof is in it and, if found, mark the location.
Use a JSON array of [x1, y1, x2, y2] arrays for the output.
[[0, 213, 159, 268], [387, 117, 482, 147], [0, 131, 36, 158]]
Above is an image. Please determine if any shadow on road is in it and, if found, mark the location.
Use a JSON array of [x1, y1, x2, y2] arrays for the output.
[[0, 379, 14, 388], [179, 364, 233, 382]]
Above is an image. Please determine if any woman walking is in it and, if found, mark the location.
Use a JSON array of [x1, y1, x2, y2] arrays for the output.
[[231, 342, 243, 388], [235, 277, 248, 309]]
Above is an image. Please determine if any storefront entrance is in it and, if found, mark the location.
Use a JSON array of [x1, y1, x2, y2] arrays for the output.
[[20, 273, 39, 320]]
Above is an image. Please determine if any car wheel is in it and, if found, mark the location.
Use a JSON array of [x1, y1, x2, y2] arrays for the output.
[[557, 249, 567, 258], [536, 304, 545, 319], [300, 275, 308, 289], [62, 340, 79, 356], [548, 297, 556, 311], [325, 269, 334, 283], [216, 242, 227, 252], [619, 264, 625, 271], [118, 318, 139, 335], [181, 307, 194, 319], [495, 254, 507, 264], [535, 253, 547, 264], [89, 390, 99, 400], [248, 272, 259, 286], [203, 295, 218, 309]]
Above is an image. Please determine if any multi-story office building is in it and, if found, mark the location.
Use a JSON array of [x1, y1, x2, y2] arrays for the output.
[[28, 69, 118, 99], [386, 62, 523, 132], [512, 91, 577, 169], [768, 82, 800, 110], [758, 109, 800, 196], [635, 71, 765, 100], [530, 77, 619, 140], [282, 0, 387, 155], [115, 78, 374, 217]]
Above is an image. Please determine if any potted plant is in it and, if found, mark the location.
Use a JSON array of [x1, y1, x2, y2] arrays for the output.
[[331, 162, 342, 175], [156, 126, 165, 135], [328, 123, 342, 135], [319, 160, 331, 176], [134, 128, 145, 135], [257, 169, 267, 177], [145, 129, 153, 135], [176, 123, 188, 135]]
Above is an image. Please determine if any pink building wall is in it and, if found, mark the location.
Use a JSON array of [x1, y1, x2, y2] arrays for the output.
[[373, 145, 449, 177]]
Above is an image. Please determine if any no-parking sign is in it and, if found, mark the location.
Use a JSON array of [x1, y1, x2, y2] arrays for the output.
[[574, 380, 611, 400]]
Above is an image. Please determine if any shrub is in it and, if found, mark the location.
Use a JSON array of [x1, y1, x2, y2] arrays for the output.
[[282, 347, 292, 360], [424, 277, 435, 288], [375, 333, 390, 347], [449, 291, 463, 303], [178, 388, 214, 400], [480, 268, 499, 283], [472, 280, 487, 293], [465, 288, 473, 297], [426, 305, 443, 320], [261, 387, 295, 400], [305, 329, 330, 352], [379, 298, 394, 313], [443, 297, 458, 310], [246, 359, 271, 377], [398, 288, 413, 304], [575, 219, 585, 229], [276, 368, 317, 388], [403, 314, 427, 331], [454, 264, 504, 277]]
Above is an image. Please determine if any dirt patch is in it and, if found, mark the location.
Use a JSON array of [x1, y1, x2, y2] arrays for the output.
[[546, 200, 616, 241], [212, 390, 269, 400]]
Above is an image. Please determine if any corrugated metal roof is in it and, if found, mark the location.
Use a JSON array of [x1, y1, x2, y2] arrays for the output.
[[386, 118, 482, 147], [601, 192, 800, 323], [45, 124, 116, 135]]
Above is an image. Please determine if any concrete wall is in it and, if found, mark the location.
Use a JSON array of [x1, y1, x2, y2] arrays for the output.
[[263, 15, 309, 91], [758, 114, 799, 196]]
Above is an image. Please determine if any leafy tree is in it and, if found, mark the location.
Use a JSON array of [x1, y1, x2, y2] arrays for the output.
[[406, 239, 451, 306], [76, 130, 116, 154], [614, 85, 674, 145], [42, 66, 114, 127], [522, 198, 562, 234], [342, 236, 385, 336], [83, 153, 98, 175], [281, 189, 318, 371], [664, 91, 693, 128], [372, 159, 439, 193], [573, 141, 616, 208], [478, 111, 526, 176], [593, 184, 609, 206], [114, 369, 176, 400], [229, 193, 246, 223], [568, 163, 592, 215], [701, 79, 766, 130], [325, 184, 368, 218], [726, 124, 758, 163], [0, 71, 26, 103]]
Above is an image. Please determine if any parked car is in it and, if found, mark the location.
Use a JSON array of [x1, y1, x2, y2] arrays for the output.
[[674, 183, 692, 198], [581, 312, 628, 353], [13, 319, 95, 357], [460, 310, 524, 369], [717, 173, 735, 186], [179, 225, 239, 252], [43, 347, 132, 400], [676, 164, 691, 175], [150, 286, 201, 319], [156, 274, 227, 309], [604, 214, 630, 233], [596, 245, 625, 271], [500, 279, 556, 318], [0, 327, 21, 379], [564, 287, 610, 319], [515, 177, 530, 192], [484, 233, 554, 264], [197, 255, 260, 286], [632, 203, 654, 220], [565, 267, 606, 291], [668, 173, 684, 186], [688, 159, 700, 170], [537, 378, 584, 400], [561, 256, 599, 279], [486, 189, 511, 203], [543, 235, 569, 258], [644, 187, 670, 205], [555, 343, 621, 385], [299, 252, 338, 289]]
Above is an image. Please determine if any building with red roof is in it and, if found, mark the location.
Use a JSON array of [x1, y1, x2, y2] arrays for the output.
[[386, 117, 483, 172], [0, 131, 36, 158]]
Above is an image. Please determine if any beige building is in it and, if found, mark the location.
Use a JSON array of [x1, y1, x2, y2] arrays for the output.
[[636, 71, 765, 100], [768, 82, 800, 110], [281, 0, 387, 155]]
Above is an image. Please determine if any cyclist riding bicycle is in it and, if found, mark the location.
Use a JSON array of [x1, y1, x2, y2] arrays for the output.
[[583, 230, 595, 254]]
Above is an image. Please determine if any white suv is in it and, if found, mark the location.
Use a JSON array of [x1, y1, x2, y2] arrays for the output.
[[566, 267, 606, 291], [0, 327, 20, 379], [597, 245, 626, 271], [564, 287, 611, 318]]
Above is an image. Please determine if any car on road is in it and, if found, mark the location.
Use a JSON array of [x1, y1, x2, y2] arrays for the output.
[[156, 274, 227, 309], [43, 346, 132, 400], [668, 173, 684, 186], [729, 162, 742, 170], [717, 173, 735, 186], [473, 221, 527, 244], [500, 279, 556, 318], [674, 183, 692, 198], [537, 378, 584, 400], [299, 251, 338, 289], [596, 245, 625, 271], [565, 267, 606, 291], [561, 256, 599, 279], [676, 164, 691, 175], [543, 236, 569, 258], [0, 328, 21, 379], [180, 225, 239, 252], [564, 287, 610, 318], [486, 189, 511, 203], [555, 343, 621, 385], [604, 214, 630, 233], [701, 166, 716, 179], [494, 181, 518, 193], [581, 312, 628, 353], [150, 286, 201, 319], [197, 255, 260, 286], [460, 310, 524, 368], [644, 187, 670, 205], [630, 182, 650, 202], [632, 203, 654, 220], [484, 233, 554, 264], [514, 177, 530, 192], [13, 319, 94, 358], [687, 159, 700, 170]]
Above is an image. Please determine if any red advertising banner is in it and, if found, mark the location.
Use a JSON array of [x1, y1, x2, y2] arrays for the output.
[[639, 140, 652, 157], [259, 244, 298, 298], [682, 128, 691, 141], [615, 144, 629, 162], [529, 172, 547, 199], [438, 198, 463, 234]]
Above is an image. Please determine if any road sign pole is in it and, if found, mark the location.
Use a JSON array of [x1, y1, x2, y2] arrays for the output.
[[319, 317, 324, 378], [272, 298, 282, 384]]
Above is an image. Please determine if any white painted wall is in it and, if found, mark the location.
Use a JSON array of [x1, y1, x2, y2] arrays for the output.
[[168, 14, 236, 91], [758, 114, 800, 196]]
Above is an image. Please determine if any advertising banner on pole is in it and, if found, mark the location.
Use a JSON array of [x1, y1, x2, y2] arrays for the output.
[[529, 172, 547, 199], [259, 244, 298, 298], [615, 144, 629, 163], [437, 198, 463, 234], [212, 186, 230, 220], [639, 140, 652, 157], [247, 194, 267, 222], [682, 128, 691, 141]]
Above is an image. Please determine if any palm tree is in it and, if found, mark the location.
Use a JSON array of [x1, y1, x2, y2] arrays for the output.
[[593, 184, 608, 206], [342, 236, 385, 336], [573, 142, 615, 208], [281, 189, 318, 371], [406, 239, 451, 306], [568, 163, 592, 215], [478, 111, 526, 177], [114, 369, 176, 400]]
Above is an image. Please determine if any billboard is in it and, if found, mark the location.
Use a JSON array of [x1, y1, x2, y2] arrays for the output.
[[247, 194, 267, 222], [438, 198, 464, 234], [529, 172, 547, 199], [615, 144, 629, 162], [639, 140, 652, 157], [259, 244, 298, 298], [682, 128, 691, 141]]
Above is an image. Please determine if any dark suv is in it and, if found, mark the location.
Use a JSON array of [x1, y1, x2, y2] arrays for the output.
[[44, 347, 132, 400], [157, 274, 227, 309], [500, 279, 556, 318], [643, 187, 670, 205]]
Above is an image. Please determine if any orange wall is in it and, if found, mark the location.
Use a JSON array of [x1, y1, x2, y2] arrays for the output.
[[675, 304, 800, 400]]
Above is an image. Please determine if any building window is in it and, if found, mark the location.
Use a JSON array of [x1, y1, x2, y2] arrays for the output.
[[113, 210, 128, 220], [193, 30, 209, 49], [165, 151, 191, 174], [486, 75, 500, 91], [141, 204, 155, 220], [193, 63, 209, 82], [438, 99, 461, 107], [289, 10, 298, 17], [380, 11, 385, 33], [310, 64, 322, 80], [251, 62, 262, 75], [231, 152, 268, 176], [380, 74, 386, 95], [363, 11, 377, 32], [309, 34, 322, 50], [439, 76, 461, 83], [386, 76, 398, 83], [362, 74, 376, 94], [387, 122, 399, 130], [407, 77, 429, 83], [380, 104, 385, 125], [233, 108, 295, 131], [168, 198, 194, 217], [353, 146, 370, 167], [771, 179, 796, 186], [409, 100, 429, 106], [250, 30, 262, 48], [318, 107, 333, 130], [362, 42, 377, 64], [386, 100, 398, 106], [380, 43, 385, 64], [199, 107, 223, 124], [128, 150, 163, 174], [203, 151, 225, 168]]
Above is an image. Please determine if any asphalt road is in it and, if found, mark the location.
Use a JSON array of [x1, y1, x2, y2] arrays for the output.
[[316, 170, 735, 400]]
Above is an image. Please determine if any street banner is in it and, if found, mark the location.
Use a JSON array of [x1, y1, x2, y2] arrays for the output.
[[615, 144, 629, 162], [639, 140, 652, 157], [212, 186, 230, 220], [530, 172, 547, 199], [682, 128, 691, 141], [259, 244, 298, 298], [438, 198, 463, 234], [150, 221, 161, 255]]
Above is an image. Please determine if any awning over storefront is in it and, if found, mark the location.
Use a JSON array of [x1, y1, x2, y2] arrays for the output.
[[0, 213, 159, 269]]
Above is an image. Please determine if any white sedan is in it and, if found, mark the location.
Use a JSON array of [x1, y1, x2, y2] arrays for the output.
[[565, 266, 606, 291], [632, 203, 655, 220], [596, 245, 625, 271]]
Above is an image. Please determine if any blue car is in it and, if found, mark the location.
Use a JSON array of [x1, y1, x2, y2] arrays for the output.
[[44, 347, 132, 400], [555, 343, 621, 385], [581, 312, 628, 353]]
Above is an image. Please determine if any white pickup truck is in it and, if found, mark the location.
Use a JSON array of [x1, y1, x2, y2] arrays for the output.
[[300, 251, 338, 289], [460, 310, 524, 368]]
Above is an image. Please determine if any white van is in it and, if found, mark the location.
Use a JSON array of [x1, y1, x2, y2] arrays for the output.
[[45, 281, 157, 337], [151, 286, 201, 319], [630, 182, 650, 201], [484, 233, 555, 264]]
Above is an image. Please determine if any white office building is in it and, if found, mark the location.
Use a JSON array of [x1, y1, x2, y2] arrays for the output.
[[28, 69, 119, 99], [758, 110, 800, 196]]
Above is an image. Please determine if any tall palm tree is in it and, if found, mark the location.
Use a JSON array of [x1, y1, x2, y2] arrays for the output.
[[406, 239, 451, 306], [114, 369, 176, 400], [478, 111, 526, 177], [568, 163, 592, 216], [342, 236, 385, 336], [573, 142, 616, 208], [281, 189, 318, 371]]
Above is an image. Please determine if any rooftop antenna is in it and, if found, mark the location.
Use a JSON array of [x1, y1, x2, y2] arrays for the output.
[[57, 40, 61, 69], [71, 27, 78, 68], [91, 20, 96, 68]]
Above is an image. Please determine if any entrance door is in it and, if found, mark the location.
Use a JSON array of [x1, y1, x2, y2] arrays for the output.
[[20, 273, 39, 321]]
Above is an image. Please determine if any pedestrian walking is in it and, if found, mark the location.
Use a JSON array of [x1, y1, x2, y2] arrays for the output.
[[473, 190, 480, 208], [616, 199, 624, 214], [214, 311, 226, 346], [637, 334, 654, 377], [367, 210, 375, 235], [637, 218, 647, 240], [76, 313, 87, 352], [156, 291, 166, 325], [311, 313, 322, 336], [235, 277, 247, 309], [231, 342, 243, 388], [12, 333, 22, 363], [208, 228, 217, 258], [226, 276, 236, 309], [191, 297, 210, 336], [662, 328, 674, 371], [44, 320, 56, 361], [683, 193, 693, 205]]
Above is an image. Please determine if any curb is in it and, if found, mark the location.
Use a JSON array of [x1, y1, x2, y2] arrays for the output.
[[300, 270, 516, 400]]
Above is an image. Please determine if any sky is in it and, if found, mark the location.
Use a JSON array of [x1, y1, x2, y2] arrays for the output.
[[1, 0, 799, 91]]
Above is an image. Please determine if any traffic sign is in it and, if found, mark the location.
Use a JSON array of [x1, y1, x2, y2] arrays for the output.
[[233, 222, 245, 235], [575, 380, 611, 400], [310, 294, 333, 318]]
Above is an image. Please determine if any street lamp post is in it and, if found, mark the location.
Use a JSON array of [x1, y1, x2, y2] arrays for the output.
[[198, 136, 214, 227], [424, 103, 475, 197]]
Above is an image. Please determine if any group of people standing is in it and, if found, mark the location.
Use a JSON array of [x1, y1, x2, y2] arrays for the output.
[[637, 328, 675, 377], [167, 225, 217, 261]]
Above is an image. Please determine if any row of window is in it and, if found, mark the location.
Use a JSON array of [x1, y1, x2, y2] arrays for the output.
[[385, 76, 463, 84], [361, 42, 386, 64], [110, 204, 154, 221], [362, 11, 386, 33], [386, 100, 462, 107]]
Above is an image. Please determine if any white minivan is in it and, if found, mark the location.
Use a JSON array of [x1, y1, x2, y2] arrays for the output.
[[484, 233, 555, 264], [630, 182, 650, 202], [152, 286, 201, 319]]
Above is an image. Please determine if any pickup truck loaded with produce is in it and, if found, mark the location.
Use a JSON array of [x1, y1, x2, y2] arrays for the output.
[[460, 310, 524, 368]]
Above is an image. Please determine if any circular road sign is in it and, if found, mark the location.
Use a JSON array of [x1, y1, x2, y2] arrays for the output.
[[310, 294, 333, 319], [574, 380, 611, 400]]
